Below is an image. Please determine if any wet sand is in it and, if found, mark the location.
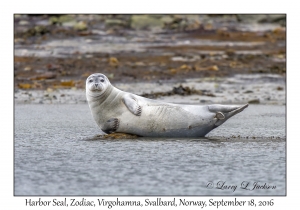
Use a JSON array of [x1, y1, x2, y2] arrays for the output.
[[15, 103, 285, 195]]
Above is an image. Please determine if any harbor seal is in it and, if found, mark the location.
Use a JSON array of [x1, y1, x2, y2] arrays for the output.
[[86, 73, 248, 137]]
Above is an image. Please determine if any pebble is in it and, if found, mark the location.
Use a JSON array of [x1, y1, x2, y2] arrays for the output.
[[19, 20, 29, 25], [24, 66, 32, 71], [248, 99, 260, 104], [244, 90, 253, 93]]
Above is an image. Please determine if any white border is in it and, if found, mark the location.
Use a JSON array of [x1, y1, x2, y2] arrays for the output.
[[2, 0, 296, 209]]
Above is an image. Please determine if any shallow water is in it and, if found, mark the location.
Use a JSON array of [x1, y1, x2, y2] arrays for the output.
[[14, 104, 285, 195]]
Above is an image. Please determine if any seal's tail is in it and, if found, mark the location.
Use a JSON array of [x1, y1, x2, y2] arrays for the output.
[[208, 104, 248, 126]]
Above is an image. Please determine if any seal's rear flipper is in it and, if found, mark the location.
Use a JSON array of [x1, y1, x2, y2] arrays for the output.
[[209, 104, 248, 126], [216, 112, 225, 119]]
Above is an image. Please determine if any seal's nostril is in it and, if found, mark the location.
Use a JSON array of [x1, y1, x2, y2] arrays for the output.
[[95, 84, 98, 87]]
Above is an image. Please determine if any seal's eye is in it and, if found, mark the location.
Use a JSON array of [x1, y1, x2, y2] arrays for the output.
[[89, 79, 93, 83], [100, 79, 105, 82]]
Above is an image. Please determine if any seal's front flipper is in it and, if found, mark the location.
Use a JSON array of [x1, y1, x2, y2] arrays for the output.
[[122, 94, 142, 116], [102, 118, 120, 134]]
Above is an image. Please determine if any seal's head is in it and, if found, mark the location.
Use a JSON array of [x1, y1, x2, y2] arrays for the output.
[[86, 73, 111, 98]]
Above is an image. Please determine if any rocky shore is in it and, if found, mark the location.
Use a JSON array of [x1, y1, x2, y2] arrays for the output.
[[14, 14, 286, 105]]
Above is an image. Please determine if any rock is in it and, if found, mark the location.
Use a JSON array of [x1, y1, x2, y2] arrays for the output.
[[49, 16, 59, 25], [62, 21, 77, 27], [59, 15, 74, 23], [204, 23, 213, 30], [14, 38, 25, 44], [259, 15, 286, 24], [173, 85, 188, 95], [172, 55, 200, 62], [109, 57, 119, 67], [19, 20, 29, 25], [226, 49, 236, 56], [248, 99, 260, 104], [49, 15, 74, 25], [277, 86, 283, 91], [140, 85, 207, 99], [31, 72, 57, 80], [60, 80, 75, 87], [162, 15, 201, 31], [195, 65, 219, 71], [185, 15, 201, 30], [179, 64, 192, 71], [130, 15, 164, 30], [169, 68, 178, 74], [36, 19, 51, 26], [207, 65, 219, 71], [236, 14, 286, 25], [160, 16, 174, 25], [236, 15, 268, 23], [273, 27, 285, 34], [105, 19, 128, 28], [24, 66, 32, 71], [73, 21, 87, 31], [46, 88, 53, 93], [244, 90, 254, 94], [18, 83, 32, 89], [24, 26, 49, 37], [47, 63, 61, 71]]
